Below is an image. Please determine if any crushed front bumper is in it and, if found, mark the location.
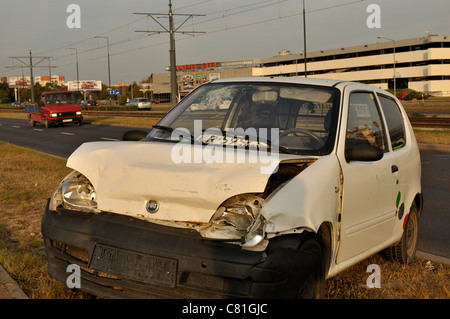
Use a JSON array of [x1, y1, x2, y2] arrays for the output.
[[41, 200, 314, 299]]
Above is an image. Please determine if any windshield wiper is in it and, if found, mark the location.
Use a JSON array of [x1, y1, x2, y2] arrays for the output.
[[217, 130, 300, 155], [152, 125, 207, 145]]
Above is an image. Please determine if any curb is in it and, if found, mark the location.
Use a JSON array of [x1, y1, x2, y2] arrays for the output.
[[0, 264, 28, 299], [416, 251, 450, 265]]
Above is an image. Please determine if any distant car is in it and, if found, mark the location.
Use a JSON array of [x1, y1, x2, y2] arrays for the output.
[[81, 100, 100, 107], [42, 77, 422, 299], [151, 98, 160, 104], [126, 98, 151, 110], [11, 102, 23, 107]]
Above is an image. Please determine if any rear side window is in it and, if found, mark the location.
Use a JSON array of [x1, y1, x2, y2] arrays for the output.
[[345, 92, 388, 158], [377, 94, 406, 150]]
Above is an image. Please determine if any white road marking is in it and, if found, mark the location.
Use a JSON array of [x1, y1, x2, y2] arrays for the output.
[[12, 125, 20, 128], [33, 129, 44, 132], [61, 132, 75, 136], [100, 137, 119, 141]]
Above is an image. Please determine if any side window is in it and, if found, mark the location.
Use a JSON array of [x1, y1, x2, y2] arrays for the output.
[[345, 92, 387, 158], [377, 94, 406, 150]]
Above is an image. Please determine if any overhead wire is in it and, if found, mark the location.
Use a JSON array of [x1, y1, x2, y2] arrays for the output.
[[2, 0, 370, 77]]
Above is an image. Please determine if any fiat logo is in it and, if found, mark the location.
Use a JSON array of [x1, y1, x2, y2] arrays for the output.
[[146, 200, 159, 213]]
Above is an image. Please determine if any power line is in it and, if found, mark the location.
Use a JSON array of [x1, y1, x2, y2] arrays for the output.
[[5, 51, 55, 103], [3, 0, 371, 81], [134, 0, 205, 105], [54, 0, 371, 71]]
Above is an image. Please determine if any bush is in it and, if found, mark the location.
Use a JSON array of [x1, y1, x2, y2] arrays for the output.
[[81, 105, 139, 111], [392, 89, 430, 100]]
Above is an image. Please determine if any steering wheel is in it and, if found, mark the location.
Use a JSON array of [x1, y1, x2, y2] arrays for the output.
[[279, 128, 325, 148]]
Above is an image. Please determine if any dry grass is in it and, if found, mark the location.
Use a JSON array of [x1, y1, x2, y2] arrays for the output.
[[0, 142, 90, 298], [413, 128, 450, 145], [0, 142, 448, 299], [325, 254, 449, 299]]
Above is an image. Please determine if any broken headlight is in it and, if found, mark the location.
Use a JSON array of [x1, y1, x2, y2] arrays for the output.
[[199, 194, 267, 250], [49, 170, 99, 213]]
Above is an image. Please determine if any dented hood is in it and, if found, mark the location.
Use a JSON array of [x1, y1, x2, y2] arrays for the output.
[[67, 141, 297, 223]]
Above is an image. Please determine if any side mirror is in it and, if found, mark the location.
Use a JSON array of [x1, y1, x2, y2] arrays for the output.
[[122, 130, 148, 141], [346, 144, 383, 162]]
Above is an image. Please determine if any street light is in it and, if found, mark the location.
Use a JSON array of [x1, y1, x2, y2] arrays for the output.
[[94, 36, 111, 89], [65, 47, 79, 92], [95, 36, 112, 105], [378, 36, 396, 97]]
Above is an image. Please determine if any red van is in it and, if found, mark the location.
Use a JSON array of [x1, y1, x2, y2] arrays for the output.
[[26, 91, 83, 128]]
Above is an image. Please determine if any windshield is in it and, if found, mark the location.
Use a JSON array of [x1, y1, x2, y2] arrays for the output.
[[146, 82, 340, 155], [46, 92, 77, 104]]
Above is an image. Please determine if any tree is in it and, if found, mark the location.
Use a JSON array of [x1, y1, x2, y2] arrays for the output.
[[0, 82, 13, 103]]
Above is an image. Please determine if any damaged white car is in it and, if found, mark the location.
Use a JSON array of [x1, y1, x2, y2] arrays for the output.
[[42, 77, 422, 298]]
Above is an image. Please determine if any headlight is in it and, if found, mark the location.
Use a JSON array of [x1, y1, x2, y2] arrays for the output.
[[212, 206, 254, 232], [199, 194, 267, 250], [49, 170, 99, 213], [50, 113, 58, 118], [76, 111, 82, 115]]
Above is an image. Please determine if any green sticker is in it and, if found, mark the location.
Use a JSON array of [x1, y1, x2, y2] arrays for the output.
[[396, 191, 401, 208]]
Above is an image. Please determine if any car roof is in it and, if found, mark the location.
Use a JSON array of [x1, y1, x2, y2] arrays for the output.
[[211, 76, 343, 87], [209, 77, 397, 100]]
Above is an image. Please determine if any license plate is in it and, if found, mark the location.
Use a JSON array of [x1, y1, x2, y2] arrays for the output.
[[63, 119, 72, 122], [89, 244, 177, 287]]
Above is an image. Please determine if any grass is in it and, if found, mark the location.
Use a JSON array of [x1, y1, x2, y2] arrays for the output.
[[413, 128, 450, 145], [0, 143, 91, 298], [0, 141, 449, 299]]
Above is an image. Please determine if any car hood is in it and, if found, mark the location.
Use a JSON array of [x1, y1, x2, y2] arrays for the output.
[[67, 141, 299, 223]]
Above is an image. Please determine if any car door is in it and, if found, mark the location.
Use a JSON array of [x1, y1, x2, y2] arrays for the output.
[[336, 88, 398, 264]]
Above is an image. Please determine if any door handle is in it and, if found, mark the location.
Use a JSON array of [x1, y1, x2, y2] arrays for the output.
[[391, 165, 399, 173]]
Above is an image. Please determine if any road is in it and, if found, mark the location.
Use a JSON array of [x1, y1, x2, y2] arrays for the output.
[[0, 117, 449, 260], [0, 117, 136, 158], [417, 143, 450, 259]]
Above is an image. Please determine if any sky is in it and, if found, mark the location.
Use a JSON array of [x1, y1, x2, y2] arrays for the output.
[[1, 0, 450, 85]]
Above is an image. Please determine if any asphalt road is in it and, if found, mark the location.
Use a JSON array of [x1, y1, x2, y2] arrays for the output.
[[0, 117, 134, 158], [0, 117, 448, 259]]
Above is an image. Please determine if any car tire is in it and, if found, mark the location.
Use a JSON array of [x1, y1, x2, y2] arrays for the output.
[[29, 115, 36, 127], [383, 203, 419, 264], [296, 233, 326, 299]]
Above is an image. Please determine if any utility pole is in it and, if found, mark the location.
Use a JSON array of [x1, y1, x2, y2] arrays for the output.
[[94, 36, 112, 105], [303, 0, 307, 78], [378, 36, 397, 97], [134, 0, 205, 106], [6, 51, 54, 103], [65, 48, 80, 93]]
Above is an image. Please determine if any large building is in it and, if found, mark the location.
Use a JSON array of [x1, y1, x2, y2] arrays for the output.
[[153, 34, 450, 102]]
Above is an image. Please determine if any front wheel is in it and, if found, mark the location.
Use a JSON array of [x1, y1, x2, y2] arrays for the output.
[[44, 117, 50, 128], [296, 233, 326, 299], [384, 203, 419, 264]]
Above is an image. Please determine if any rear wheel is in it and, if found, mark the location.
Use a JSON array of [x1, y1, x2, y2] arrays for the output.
[[28, 115, 36, 127], [384, 203, 419, 264]]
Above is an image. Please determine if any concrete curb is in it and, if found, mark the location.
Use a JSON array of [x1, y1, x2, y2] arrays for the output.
[[417, 251, 450, 265], [0, 264, 28, 299]]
